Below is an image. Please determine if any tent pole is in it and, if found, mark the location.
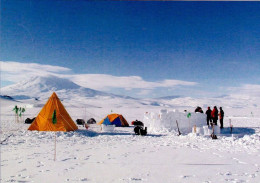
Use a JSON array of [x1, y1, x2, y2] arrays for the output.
[[54, 132, 56, 161]]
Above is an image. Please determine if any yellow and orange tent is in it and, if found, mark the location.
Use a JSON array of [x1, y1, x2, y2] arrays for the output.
[[28, 92, 78, 132], [98, 113, 129, 127]]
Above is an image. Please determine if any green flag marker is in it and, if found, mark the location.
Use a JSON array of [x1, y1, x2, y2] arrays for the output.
[[13, 105, 19, 114], [187, 112, 191, 118], [52, 110, 57, 124]]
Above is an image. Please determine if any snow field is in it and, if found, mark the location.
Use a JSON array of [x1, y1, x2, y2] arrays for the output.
[[1, 100, 260, 182]]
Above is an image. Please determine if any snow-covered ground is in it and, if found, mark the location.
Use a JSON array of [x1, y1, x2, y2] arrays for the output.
[[1, 76, 260, 182], [1, 97, 260, 183]]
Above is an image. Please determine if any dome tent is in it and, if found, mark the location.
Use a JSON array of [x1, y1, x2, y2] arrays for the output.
[[98, 113, 129, 127], [87, 118, 96, 124]]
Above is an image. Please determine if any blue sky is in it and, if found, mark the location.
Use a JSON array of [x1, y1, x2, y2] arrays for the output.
[[1, 1, 260, 98]]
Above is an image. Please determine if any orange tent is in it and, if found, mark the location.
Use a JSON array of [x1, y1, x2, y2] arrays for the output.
[[28, 92, 78, 132], [98, 113, 129, 127]]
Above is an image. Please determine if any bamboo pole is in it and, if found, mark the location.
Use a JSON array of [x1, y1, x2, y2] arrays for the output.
[[54, 132, 57, 161]]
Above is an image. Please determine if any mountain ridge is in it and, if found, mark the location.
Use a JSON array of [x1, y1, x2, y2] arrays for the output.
[[0, 75, 130, 100]]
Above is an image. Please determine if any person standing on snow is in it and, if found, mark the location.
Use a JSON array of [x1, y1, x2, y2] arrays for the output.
[[211, 106, 218, 125], [205, 107, 212, 126], [218, 107, 224, 129]]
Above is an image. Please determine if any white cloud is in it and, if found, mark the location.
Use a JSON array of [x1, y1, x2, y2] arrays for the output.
[[228, 84, 260, 98], [68, 74, 197, 91], [136, 89, 153, 96], [0, 61, 197, 96], [0, 61, 70, 82], [1, 61, 70, 73]]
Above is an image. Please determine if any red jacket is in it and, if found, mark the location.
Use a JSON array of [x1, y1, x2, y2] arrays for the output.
[[211, 109, 215, 118]]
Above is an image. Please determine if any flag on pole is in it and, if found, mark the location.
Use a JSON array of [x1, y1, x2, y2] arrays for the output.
[[52, 110, 57, 124], [13, 105, 19, 114], [187, 112, 191, 118]]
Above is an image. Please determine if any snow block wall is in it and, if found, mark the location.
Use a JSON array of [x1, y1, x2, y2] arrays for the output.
[[143, 109, 207, 134]]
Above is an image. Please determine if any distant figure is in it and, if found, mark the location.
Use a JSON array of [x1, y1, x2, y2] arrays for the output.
[[131, 120, 144, 127], [205, 107, 212, 126], [219, 107, 224, 129], [195, 106, 204, 113], [211, 106, 219, 125]]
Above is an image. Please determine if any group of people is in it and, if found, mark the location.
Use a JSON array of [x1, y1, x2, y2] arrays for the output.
[[205, 106, 224, 129]]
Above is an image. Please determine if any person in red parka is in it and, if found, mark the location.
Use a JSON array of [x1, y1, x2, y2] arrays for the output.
[[211, 106, 218, 125]]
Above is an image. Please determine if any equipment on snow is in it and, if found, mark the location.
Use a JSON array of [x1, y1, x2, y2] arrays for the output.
[[134, 126, 147, 136], [76, 119, 85, 125], [175, 120, 181, 136], [229, 119, 233, 134], [210, 123, 218, 140], [25, 117, 36, 124], [87, 118, 96, 124]]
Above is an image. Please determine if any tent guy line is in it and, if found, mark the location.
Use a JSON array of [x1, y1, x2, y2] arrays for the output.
[[0, 134, 14, 144]]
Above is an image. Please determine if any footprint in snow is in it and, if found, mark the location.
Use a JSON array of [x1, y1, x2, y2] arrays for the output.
[[213, 152, 223, 158], [249, 173, 257, 178], [232, 158, 247, 164], [80, 178, 88, 181], [181, 175, 194, 179], [224, 172, 232, 176], [130, 177, 142, 181], [19, 168, 27, 172], [62, 158, 72, 161]]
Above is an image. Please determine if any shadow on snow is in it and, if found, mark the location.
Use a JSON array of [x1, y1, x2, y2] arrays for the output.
[[75, 129, 164, 138], [219, 127, 256, 137]]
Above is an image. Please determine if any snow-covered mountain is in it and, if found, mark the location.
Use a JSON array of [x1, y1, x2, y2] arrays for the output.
[[1, 75, 259, 114], [1, 75, 106, 98], [0, 75, 144, 108], [155, 95, 181, 100]]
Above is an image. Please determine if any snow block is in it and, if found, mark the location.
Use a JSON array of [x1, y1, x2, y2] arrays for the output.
[[144, 109, 207, 134], [101, 124, 115, 132], [203, 126, 210, 136]]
